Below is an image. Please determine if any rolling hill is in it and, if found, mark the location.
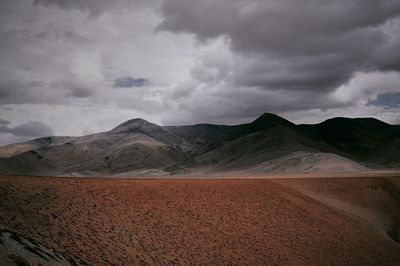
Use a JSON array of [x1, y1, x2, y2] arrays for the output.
[[0, 113, 399, 176]]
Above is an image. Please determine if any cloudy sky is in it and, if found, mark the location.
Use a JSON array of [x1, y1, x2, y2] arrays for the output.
[[1, 0, 400, 145]]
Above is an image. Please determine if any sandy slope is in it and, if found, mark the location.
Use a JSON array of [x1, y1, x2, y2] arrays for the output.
[[245, 151, 368, 174], [273, 176, 400, 244], [0, 175, 399, 265]]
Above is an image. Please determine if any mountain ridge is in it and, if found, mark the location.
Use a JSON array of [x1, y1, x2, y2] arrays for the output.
[[0, 113, 399, 176]]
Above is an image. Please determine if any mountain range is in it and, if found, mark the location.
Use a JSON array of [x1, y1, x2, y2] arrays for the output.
[[0, 113, 399, 177]]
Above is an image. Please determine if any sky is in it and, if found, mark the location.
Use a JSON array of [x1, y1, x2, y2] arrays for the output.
[[0, 0, 400, 145]]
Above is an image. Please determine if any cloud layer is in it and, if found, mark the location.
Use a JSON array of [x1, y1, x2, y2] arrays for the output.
[[157, 0, 400, 123], [0, 0, 399, 145], [1, 120, 53, 137]]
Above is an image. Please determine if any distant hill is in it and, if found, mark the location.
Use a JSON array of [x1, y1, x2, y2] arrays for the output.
[[300, 117, 400, 167], [0, 113, 399, 176]]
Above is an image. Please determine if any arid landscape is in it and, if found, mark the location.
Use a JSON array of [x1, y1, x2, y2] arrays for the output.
[[1, 173, 399, 265], [1, 114, 399, 266], [1, 113, 399, 266], [1, 1, 400, 265]]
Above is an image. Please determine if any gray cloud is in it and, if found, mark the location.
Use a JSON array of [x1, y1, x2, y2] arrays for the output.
[[0, 24, 97, 105], [1, 0, 400, 145], [0, 119, 10, 128], [0, 119, 54, 137], [158, 0, 400, 93], [0, 79, 56, 104], [0, 77, 95, 105], [34, 0, 158, 16], [51, 79, 96, 98]]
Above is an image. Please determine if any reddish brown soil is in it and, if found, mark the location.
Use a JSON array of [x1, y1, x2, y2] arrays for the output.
[[0, 175, 399, 265], [274, 176, 400, 246]]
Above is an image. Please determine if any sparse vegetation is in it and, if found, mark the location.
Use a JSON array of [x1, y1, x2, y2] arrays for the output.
[[1, 175, 400, 265], [369, 178, 400, 202], [7, 254, 30, 266]]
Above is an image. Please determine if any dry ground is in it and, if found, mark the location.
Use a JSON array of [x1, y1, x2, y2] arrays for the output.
[[0, 174, 399, 265]]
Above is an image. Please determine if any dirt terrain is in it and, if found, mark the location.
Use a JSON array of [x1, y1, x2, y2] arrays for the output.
[[0, 174, 399, 265]]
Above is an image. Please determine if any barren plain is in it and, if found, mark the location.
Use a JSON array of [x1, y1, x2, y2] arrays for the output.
[[0, 173, 399, 265]]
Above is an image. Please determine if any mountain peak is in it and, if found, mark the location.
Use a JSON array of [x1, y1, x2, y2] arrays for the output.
[[252, 113, 293, 126], [239, 113, 295, 134], [119, 118, 153, 126], [110, 118, 160, 133]]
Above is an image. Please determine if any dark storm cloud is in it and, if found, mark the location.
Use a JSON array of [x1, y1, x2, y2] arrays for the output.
[[0, 79, 52, 104], [367, 92, 400, 108], [0, 78, 94, 105], [1, 0, 400, 144], [0, 119, 54, 137], [34, 0, 104, 15], [0, 119, 10, 128], [51, 79, 95, 98], [114, 77, 150, 88], [158, 0, 400, 92], [34, 0, 157, 16]]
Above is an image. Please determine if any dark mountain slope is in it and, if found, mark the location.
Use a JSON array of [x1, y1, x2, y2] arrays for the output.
[[368, 136, 400, 168], [300, 117, 400, 165], [191, 115, 338, 171], [165, 124, 236, 154], [0, 113, 398, 176]]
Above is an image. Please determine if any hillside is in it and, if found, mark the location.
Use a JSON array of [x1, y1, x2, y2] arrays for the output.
[[0, 113, 399, 176]]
